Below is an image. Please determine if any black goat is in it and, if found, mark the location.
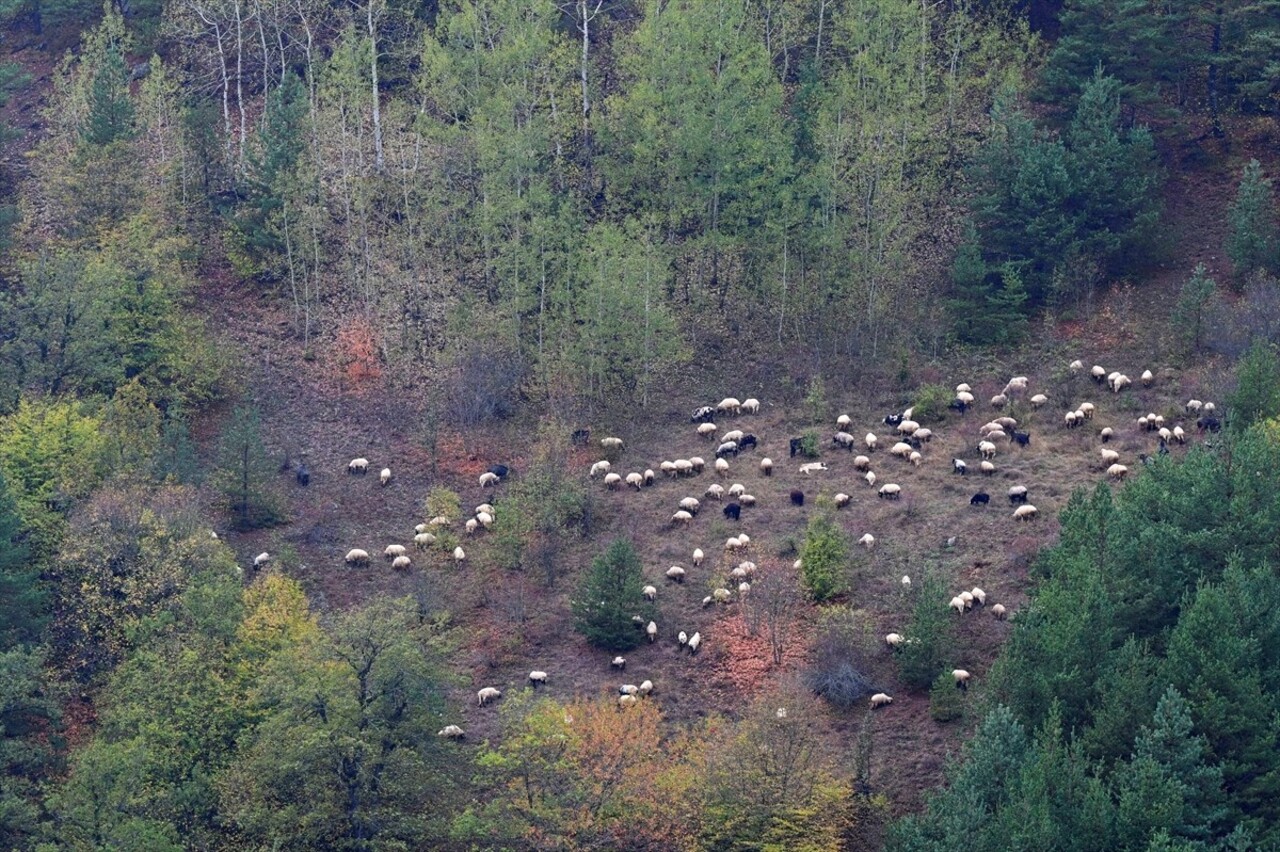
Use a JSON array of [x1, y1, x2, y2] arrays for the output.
[[738, 434, 758, 451], [571, 428, 591, 446], [723, 503, 742, 521], [970, 492, 989, 506], [790, 490, 805, 507], [1197, 416, 1222, 433], [789, 437, 803, 458], [949, 399, 969, 413], [488, 464, 510, 479], [1012, 431, 1031, 446]]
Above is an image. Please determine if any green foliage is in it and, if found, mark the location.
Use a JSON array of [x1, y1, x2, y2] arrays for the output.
[[911, 384, 951, 423], [928, 672, 964, 723], [896, 571, 954, 691], [571, 539, 654, 651], [1169, 264, 1218, 356], [799, 513, 847, 602], [1227, 160, 1279, 280], [490, 431, 586, 586], [424, 487, 461, 524], [803, 376, 828, 426], [1227, 340, 1280, 434], [0, 470, 43, 648], [799, 429, 820, 459], [0, 647, 61, 847], [212, 405, 284, 532], [81, 45, 135, 147]]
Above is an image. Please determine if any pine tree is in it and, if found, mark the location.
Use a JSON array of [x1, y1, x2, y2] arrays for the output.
[[81, 45, 135, 147], [213, 405, 284, 531], [571, 539, 654, 651], [1169, 264, 1217, 355], [897, 572, 955, 691], [1226, 340, 1280, 435], [1226, 159, 1279, 279], [0, 470, 42, 648], [799, 512, 848, 602]]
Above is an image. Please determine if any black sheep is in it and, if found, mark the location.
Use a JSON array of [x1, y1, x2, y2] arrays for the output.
[[1197, 416, 1222, 433], [970, 492, 989, 506], [883, 414, 903, 427], [488, 464, 510, 479], [296, 464, 310, 487], [949, 399, 969, 413], [1012, 431, 1031, 446], [571, 428, 591, 446], [790, 490, 805, 507], [738, 434, 758, 451], [789, 437, 803, 457], [690, 406, 716, 423], [723, 503, 742, 521]]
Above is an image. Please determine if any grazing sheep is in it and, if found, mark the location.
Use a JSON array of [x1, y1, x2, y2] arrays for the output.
[[738, 581, 751, 595], [385, 544, 407, 559], [1064, 410, 1082, 428], [891, 441, 914, 459], [950, 596, 967, 614], [453, 546, 467, 562], [1141, 369, 1154, 387], [414, 533, 436, 549], [479, 471, 500, 488], [601, 436, 624, 452], [612, 656, 627, 670], [859, 533, 876, 548], [1100, 448, 1120, 464], [414, 523, 428, 534], [679, 630, 689, 645], [878, 483, 901, 500], [897, 420, 920, 435], [715, 458, 730, 475], [1111, 374, 1131, 392], [980, 461, 996, 476], [760, 458, 773, 476], [713, 587, 732, 603], [910, 451, 924, 467], [717, 398, 742, 415], [956, 383, 972, 393], [1173, 425, 1186, 443], [691, 405, 717, 422], [674, 459, 694, 476], [626, 472, 644, 490], [438, 724, 466, 739], [1013, 504, 1038, 521], [971, 587, 986, 606], [790, 490, 805, 506], [619, 694, 638, 707], [992, 604, 1008, 620], [970, 492, 990, 506], [1107, 463, 1129, 480], [870, 693, 894, 708], [1069, 359, 1084, 371], [1012, 431, 1031, 447], [1091, 365, 1107, 383], [679, 497, 701, 514], [476, 511, 494, 527], [723, 503, 742, 521], [885, 633, 904, 648], [883, 413, 903, 427], [799, 462, 828, 474], [345, 549, 370, 566], [529, 671, 548, 686], [590, 460, 611, 478], [740, 494, 757, 506], [834, 492, 851, 508], [837, 414, 853, 429], [646, 621, 658, 642], [380, 467, 392, 486], [348, 458, 369, 475], [390, 555, 411, 571], [741, 398, 760, 414], [737, 435, 757, 452], [985, 429, 1008, 443], [979, 441, 997, 460], [1079, 402, 1095, 419], [1100, 427, 1114, 442], [253, 552, 270, 568], [477, 687, 503, 706], [865, 471, 877, 488], [642, 585, 657, 601], [854, 455, 872, 471], [721, 429, 745, 444], [687, 632, 702, 654], [1186, 399, 1203, 413], [1004, 376, 1029, 396], [644, 469, 655, 486], [487, 463, 510, 480], [959, 591, 975, 610], [639, 680, 654, 695], [666, 566, 687, 583], [952, 669, 971, 690], [604, 472, 623, 490], [1008, 485, 1029, 504], [697, 422, 718, 439], [705, 483, 725, 500], [914, 428, 933, 443], [716, 441, 739, 459], [952, 458, 967, 475], [991, 394, 1008, 409], [1158, 427, 1172, 442], [902, 575, 911, 588], [671, 510, 693, 526], [1030, 394, 1048, 408], [728, 483, 746, 498], [834, 431, 857, 450], [866, 433, 879, 451], [572, 428, 591, 445], [693, 548, 704, 566]]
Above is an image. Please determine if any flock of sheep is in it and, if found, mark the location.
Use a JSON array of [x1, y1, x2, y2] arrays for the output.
[[286, 364, 1215, 735]]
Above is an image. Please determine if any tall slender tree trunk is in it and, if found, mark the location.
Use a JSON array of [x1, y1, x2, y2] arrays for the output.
[[368, 0, 384, 170]]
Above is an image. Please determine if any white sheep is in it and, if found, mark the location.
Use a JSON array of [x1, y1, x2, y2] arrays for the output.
[[660, 461, 677, 477], [992, 604, 1008, 620], [1203, 402, 1216, 414], [679, 630, 689, 645], [885, 633, 904, 648], [639, 680, 654, 695], [1099, 448, 1120, 464], [859, 533, 875, 548], [991, 394, 1008, 409], [604, 472, 624, 490], [717, 397, 742, 415], [665, 566, 686, 583], [693, 548, 704, 566], [891, 441, 913, 458], [1069, 359, 1084, 371], [438, 724, 466, 739], [870, 693, 894, 708], [1030, 393, 1048, 408], [1064, 410, 1082, 428], [956, 383, 972, 393], [737, 582, 751, 596], [687, 632, 702, 653], [380, 467, 392, 486], [1100, 427, 1114, 442], [601, 436, 624, 452], [740, 494, 756, 506], [865, 432, 878, 451], [1079, 402, 1095, 419], [1186, 399, 1203, 413], [854, 455, 872, 471], [479, 471, 500, 488], [697, 422, 718, 439], [799, 462, 828, 474], [878, 483, 901, 500], [674, 459, 694, 476], [834, 431, 857, 449], [253, 552, 270, 568], [760, 458, 773, 476], [714, 457, 730, 475], [1004, 376, 1029, 395], [705, 483, 724, 500], [414, 523, 428, 534], [979, 441, 997, 460], [671, 510, 693, 526], [611, 656, 626, 670], [644, 469, 655, 486], [721, 429, 744, 444], [529, 670, 548, 686], [897, 420, 920, 435], [619, 694, 638, 707], [642, 585, 657, 601], [347, 457, 369, 474], [1107, 463, 1129, 480], [413, 533, 436, 549], [391, 555, 412, 570], [590, 460, 611, 478], [1173, 426, 1185, 444], [910, 451, 923, 467], [970, 587, 986, 606], [980, 460, 996, 475], [728, 483, 746, 498], [837, 414, 853, 429], [428, 515, 451, 528], [725, 536, 744, 552], [1013, 504, 1038, 521], [476, 511, 494, 527], [901, 575, 911, 588], [679, 497, 700, 514], [345, 549, 370, 566], [689, 456, 706, 473], [949, 596, 966, 614], [385, 544, 407, 559], [741, 398, 760, 414], [959, 591, 975, 610], [1111, 374, 1131, 392], [453, 546, 466, 562], [865, 471, 877, 488], [1141, 369, 1154, 387], [914, 428, 933, 443], [956, 391, 975, 406], [1158, 427, 1172, 442], [477, 687, 502, 706], [1091, 365, 1107, 382], [834, 493, 851, 508], [646, 621, 658, 642], [952, 669, 971, 690], [626, 472, 644, 490]]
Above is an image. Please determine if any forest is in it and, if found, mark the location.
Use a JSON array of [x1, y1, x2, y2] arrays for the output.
[[2, 0, 1280, 849]]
